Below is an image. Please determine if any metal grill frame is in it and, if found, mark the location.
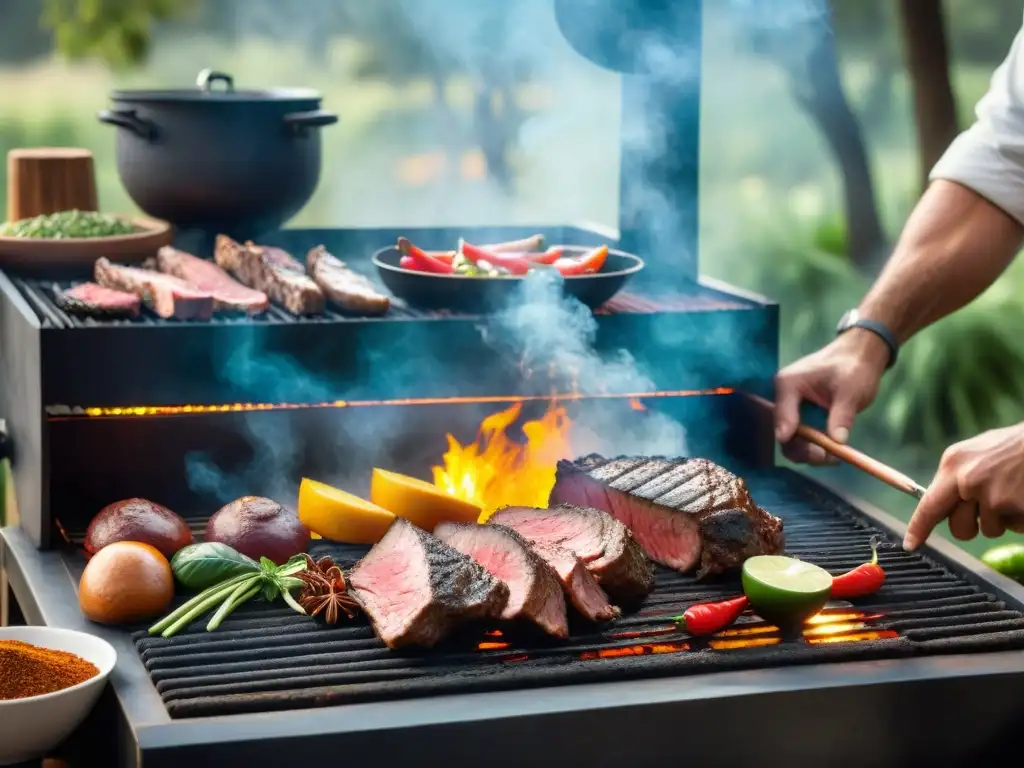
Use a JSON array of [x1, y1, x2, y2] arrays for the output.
[[5, 472, 1024, 768], [0, 223, 780, 549]]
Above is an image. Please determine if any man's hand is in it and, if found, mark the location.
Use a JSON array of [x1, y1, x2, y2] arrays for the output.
[[904, 424, 1024, 550], [773, 329, 891, 464]]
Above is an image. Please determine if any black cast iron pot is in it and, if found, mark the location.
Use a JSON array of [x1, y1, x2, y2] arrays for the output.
[[98, 69, 338, 239]]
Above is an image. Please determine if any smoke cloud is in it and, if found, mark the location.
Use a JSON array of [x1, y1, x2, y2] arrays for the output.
[[486, 271, 688, 457], [178, 0, 832, 505]]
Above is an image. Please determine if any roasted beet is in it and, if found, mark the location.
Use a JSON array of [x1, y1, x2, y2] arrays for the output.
[[204, 496, 310, 564], [85, 498, 192, 560]]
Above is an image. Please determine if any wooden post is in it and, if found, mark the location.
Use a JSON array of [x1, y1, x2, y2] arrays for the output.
[[6, 148, 99, 222]]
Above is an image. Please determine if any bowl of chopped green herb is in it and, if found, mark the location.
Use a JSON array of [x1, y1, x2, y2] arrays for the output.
[[0, 210, 172, 270]]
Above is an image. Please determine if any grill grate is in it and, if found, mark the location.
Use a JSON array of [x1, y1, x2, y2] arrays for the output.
[[120, 469, 1024, 719], [14, 278, 741, 329]]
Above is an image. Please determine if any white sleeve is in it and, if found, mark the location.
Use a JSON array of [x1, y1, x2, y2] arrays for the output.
[[930, 20, 1024, 226]]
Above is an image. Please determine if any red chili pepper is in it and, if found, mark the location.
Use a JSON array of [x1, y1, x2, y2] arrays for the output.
[[459, 240, 531, 275], [830, 537, 886, 598], [397, 237, 453, 274], [554, 245, 609, 277], [677, 595, 749, 636]]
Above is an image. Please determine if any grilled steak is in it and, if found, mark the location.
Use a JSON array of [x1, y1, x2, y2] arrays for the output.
[[347, 518, 509, 649], [214, 235, 324, 316], [306, 245, 390, 316], [528, 542, 620, 622], [55, 282, 141, 319], [550, 454, 785, 577], [434, 522, 568, 637], [94, 257, 214, 320], [489, 504, 654, 603], [156, 246, 269, 314]]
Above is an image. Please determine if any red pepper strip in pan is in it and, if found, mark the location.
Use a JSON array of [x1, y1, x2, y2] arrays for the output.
[[554, 244, 609, 276], [424, 250, 456, 264], [523, 247, 563, 265], [480, 234, 545, 252], [399, 256, 418, 270], [396, 237, 453, 274], [830, 537, 885, 598], [675, 595, 749, 636], [459, 240, 531, 275]]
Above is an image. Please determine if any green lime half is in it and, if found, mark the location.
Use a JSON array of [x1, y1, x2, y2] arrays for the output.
[[742, 555, 832, 628], [981, 543, 1024, 582]]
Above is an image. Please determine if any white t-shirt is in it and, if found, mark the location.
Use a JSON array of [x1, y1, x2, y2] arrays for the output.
[[931, 20, 1024, 225]]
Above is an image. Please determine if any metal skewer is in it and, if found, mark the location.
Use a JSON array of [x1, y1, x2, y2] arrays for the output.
[[749, 394, 928, 500]]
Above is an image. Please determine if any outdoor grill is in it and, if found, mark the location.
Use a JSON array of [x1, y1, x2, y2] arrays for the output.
[[3, 2, 1024, 767]]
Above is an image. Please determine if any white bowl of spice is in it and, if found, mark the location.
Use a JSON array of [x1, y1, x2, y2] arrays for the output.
[[0, 626, 117, 765]]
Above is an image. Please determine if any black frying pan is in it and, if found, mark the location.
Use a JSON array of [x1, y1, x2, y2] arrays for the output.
[[372, 245, 645, 313]]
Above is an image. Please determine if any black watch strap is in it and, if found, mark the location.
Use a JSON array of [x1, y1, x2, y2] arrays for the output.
[[837, 312, 899, 369]]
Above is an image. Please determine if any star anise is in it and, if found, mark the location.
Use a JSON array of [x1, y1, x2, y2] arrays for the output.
[[297, 554, 361, 625]]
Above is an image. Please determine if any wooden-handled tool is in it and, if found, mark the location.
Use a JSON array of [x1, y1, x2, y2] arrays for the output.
[[748, 393, 928, 500]]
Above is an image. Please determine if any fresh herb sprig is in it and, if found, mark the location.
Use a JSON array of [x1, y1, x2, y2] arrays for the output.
[[149, 554, 308, 638]]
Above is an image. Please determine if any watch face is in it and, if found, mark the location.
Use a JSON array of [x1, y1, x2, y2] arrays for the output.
[[837, 309, 859, 333]]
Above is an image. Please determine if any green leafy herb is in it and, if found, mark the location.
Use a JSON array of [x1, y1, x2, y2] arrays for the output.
[[0, 210, 137, 239], [148, 554, 309, 638], [170, 542, 260, 590]]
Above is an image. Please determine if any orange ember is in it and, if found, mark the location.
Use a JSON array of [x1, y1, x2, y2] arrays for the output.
[[706, 609, 896, 649], [433, 401, 574, 520], [477, 641, 511, 651], [580, 642, 690, 660]]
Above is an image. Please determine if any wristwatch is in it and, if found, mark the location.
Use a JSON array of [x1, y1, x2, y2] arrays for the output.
[[836, 309, 899, 369]]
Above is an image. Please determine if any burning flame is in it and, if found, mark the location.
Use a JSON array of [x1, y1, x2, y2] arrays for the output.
[[433, 401, 574, 520]]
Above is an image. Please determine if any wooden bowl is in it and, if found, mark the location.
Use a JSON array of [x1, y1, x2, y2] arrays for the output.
[[0, 217, 172, 270]]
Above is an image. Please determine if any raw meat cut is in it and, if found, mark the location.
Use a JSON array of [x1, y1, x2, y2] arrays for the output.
[[306, 245, 390, 316], [550, 454, 785, 577], [347, 518, 509, 648], [214, 235, 324, 316], [434, 522, 568, 638], [55, 282, 141, 319], [489, 504, 654, 603], [94, 257, 214, 320], [156, 246, 269, 314]]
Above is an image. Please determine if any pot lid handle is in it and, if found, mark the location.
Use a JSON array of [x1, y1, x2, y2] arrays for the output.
[[196, 69, 235, 93]]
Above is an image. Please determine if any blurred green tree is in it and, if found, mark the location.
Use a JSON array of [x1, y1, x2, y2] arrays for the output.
[[41, 0, 198, 69]]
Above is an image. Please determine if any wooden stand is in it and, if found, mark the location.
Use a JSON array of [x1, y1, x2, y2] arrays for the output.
[[6, 148, 98, 222]]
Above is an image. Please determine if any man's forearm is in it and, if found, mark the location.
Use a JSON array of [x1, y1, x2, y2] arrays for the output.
[[858, 179, 1024, 343]]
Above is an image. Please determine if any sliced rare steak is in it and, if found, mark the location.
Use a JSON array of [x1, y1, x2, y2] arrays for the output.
[[94, 257, 215, 320], [306, 245, 391, 316], [488, 504, 654, 603], [347, 518, 510, 649], [434, 522, 569, 638], [214, 235, 325, 316], [156, 246, 269, 314], [528, 542, 620, 622], [550, 454, 785, 577], [55, 282, 141, 319]]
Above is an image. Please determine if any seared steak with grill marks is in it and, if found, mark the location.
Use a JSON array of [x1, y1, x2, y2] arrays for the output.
[[156, 246, 269, 314], [347, 518, 509, 649], [434, 522, 568, 638], [306, 245, 390, 316], [94, 258, 214, 320], [550, 454, 785, 578], [528, 542, 620, 622], [214, 235, 324, 316], [489, 504, 654, 603], [55, 282, 141, 319]]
